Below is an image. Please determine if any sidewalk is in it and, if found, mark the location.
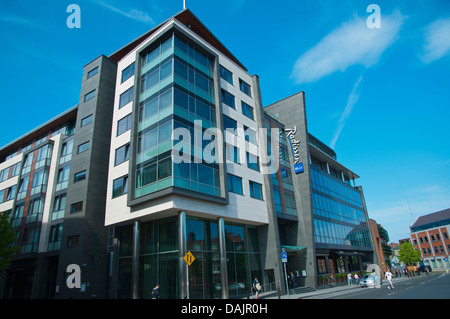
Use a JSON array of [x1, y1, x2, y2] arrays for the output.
[[259, 274, 424, 299]]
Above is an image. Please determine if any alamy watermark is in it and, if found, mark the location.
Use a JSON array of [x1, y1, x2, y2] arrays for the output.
[[170, 121, 281, 175], [366, 4, 381, 29], [365, 263, 382, 288], [66, 4, 81, 29], [66, 264, 81, 289]]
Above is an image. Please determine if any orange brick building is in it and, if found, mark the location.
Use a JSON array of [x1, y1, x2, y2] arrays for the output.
[[410, 208, 450, 270]]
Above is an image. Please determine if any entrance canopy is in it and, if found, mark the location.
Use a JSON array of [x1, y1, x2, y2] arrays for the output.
[[281, 245, 306, 253]]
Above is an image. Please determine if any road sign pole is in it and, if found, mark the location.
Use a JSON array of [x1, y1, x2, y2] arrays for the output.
[[282, 249, 289, 297], [186, 263, 189, 299], [284, 262, 289, 297]]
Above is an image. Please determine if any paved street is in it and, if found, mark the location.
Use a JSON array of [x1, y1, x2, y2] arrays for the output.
[[302, 272, 450, 299]]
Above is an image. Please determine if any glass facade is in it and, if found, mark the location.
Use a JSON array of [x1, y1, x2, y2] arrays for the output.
[[134, 33, 221, 199], [267, 122, 298, 217], [116, 216, 261, 299], [311, 166, 371, 248]]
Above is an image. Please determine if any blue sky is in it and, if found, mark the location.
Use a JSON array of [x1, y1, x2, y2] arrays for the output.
[[1, 0, 449, 242]]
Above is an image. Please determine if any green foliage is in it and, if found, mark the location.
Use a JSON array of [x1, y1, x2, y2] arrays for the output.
[[0, 213, 19, 273], [397, 241, 421, 266]]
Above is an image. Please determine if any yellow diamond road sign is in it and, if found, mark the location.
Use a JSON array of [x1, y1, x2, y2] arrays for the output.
[[183, 251, 195, 266]]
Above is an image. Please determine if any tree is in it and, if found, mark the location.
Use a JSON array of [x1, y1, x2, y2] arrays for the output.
[[0, 213, 19, 274], [397, 242, 421, 266]]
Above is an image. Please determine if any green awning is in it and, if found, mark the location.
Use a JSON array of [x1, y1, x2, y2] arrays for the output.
[[281, 245, 306, 252]]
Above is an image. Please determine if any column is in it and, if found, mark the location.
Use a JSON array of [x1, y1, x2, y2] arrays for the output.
[[218, 217, 229, 299], [179, 211, 188, 299], [131, 220, 140, 299]]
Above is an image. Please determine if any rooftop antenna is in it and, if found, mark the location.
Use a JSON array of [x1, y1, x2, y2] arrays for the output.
[[406, 197, 414, 222], [183, 0, 186, 9]]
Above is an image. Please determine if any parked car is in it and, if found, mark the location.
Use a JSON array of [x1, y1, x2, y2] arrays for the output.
[[360, 273, 382, 288], [417, 265, 432, 273]]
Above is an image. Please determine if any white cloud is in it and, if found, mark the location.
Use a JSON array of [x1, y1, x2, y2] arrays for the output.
[[329, 75, 363, 149], [421, 17, 450, 63], [291, 11, 405, 84], [94, 0, 154, 24], [0, 13, 49, 29]]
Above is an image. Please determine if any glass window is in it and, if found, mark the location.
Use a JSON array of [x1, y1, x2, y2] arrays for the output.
[[67, 235, 80, 247], [174, 59, 188, 79], [119, 86, 134, 109], [74, 170, 86, 183], [158, 158, 172, 180], [121, 62, 135, 83], [246, 152, 259, 171], [227, 174, 243, 195], [241, 101, 254, 120], [174, 88, 188, 109], [158, 121, 172, 144], [57, 165, 70, 183], [223, 115, 237, 133], [31, 169, 48, 188], [142, 69, 159, 91], [198, 164, 213, 185], [249, 181, 263, 200], [141, 97, 159, 121], [161, 37, 172, 53], [244, 126, 257, 144], [220, 65, 233, 84], [81, 114, 93, 127], [175, 36, 187, 53], [138, 128, 157, 153], [70, 202, 83, 214], [159, 87, 173, 110], [6, 185, 16, 201], [117, 114, 132, 136], [113, 175, 128, 198], [225, 144, 240, 164], [0, 167, 9, 182], [195, 72, 209, 92], [115, 144, 130, 166], [196, 100, 210, 121], [87, 66, 98, 79], [84, 89, 96, 102], [77, 141, 90, 154], [137, 163, 157, 187], [221, 89, 235, 109], [53, 193, 66, 212], [160, 60, 172, 80], [239, 79, 251, 97], [49, 223, 63, 243]]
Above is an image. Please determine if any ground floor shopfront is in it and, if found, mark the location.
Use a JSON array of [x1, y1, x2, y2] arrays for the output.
[[316, 249, 374, 275], [113, 213, 263, 299]]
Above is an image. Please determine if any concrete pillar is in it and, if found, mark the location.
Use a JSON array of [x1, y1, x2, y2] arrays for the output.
[[218, 217, 229, 299], [179, 211, 188, 299], [131, 220, 140, 299]]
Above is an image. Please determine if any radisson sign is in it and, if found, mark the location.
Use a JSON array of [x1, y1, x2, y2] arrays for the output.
[[285, 126, 304, 174]]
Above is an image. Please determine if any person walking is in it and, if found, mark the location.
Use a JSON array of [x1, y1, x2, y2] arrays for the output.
[[354, 273, 360, 286], [347, 273, 352, 286], [385, 269, 394, 290], [152, 284, 160, 299], [253, 277, 261, 299]]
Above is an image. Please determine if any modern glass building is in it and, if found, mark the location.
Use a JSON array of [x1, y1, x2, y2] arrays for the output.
[[265, 92, 375, 288], [0, 9, 377, 299]]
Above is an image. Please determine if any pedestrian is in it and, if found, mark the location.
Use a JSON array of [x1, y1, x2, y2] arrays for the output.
[[354, 273, 359, 286], [290, 272, 296, 288], [385, 269, 394, 290], [347, 273, 352, 286], [253, 277, 261, 299], [152, 284, 160, 299]]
